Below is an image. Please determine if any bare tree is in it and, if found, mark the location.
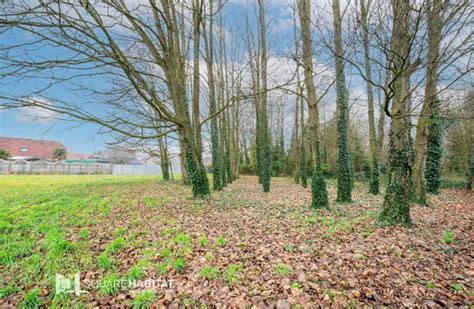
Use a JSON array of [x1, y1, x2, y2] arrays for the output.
[[0, 1, 210, 196], [360, 0, 381, 195], [297, 0, 329, 208]]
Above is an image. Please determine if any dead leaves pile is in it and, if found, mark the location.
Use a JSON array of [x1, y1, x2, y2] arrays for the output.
[[9, 177, 474, 307]]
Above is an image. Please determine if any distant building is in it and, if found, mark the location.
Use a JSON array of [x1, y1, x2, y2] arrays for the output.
[[0, 136, 66, 160], [94, 147, 137, 164]]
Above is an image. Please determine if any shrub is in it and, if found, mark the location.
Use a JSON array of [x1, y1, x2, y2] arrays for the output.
[[52, 148, 67, 161], [441, 178, 466, 190], [0, 148, 11, 160]]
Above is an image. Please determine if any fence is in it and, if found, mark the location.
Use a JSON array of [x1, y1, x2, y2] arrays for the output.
[[0, 160, 161, 175], [112, 164, 161, 175]]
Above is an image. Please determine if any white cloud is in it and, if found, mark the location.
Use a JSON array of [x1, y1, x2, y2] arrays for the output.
[[16, 97, 58, 124]]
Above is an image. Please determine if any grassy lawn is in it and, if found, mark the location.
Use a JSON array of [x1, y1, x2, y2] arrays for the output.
[[0, 175, 472, 307]]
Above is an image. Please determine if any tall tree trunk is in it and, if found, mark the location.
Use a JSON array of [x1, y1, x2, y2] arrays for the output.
[[378, 0, 414, 225], [233, 96, 240, 179], [258, 0, 272, 192], [179, 140, 189, 185], [192, 0, 203, 161], [360, 0, 380, 195], [158, 131, 171, 181], [202, 0, 222, 191], [332, 0, 352, 203], [300, 81, 308, 188], [412, 0, 443, 204], [424, 100, 443, 193], [298, 0, 328, 208], [293, 8, 301, 184], [293, 81, 301, 183], [220, 5, 233, 184], [162, 0, 209, 197]]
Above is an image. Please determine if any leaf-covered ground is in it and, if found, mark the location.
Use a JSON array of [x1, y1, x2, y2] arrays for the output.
[[0, 175, 472, 307]]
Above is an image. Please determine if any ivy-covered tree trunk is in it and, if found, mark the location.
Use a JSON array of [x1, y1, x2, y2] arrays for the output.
[[311, 140, 329, 208], [378, 0, 413, 226], [467, 155, 474, 191], [425, 104, 443, 193], [165, 37, 209, 197], [332, 0, 352, 203], [360, 0, 379, 195], [176, 94, 209, 197], [182, 134, 210, 197], [191, 0, 203, 162], [298, 0, 328, 208], [258, 0, 271, 192], [412, 0, 442, 204]]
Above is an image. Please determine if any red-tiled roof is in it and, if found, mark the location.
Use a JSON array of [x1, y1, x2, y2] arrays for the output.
[[0, 137, 66, 159]]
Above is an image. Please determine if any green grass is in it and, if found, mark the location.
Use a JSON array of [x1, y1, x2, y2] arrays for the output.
[[19, 288, 41, 308], [172, 257, 186, 273], [198, 266, 220, 280], [451, 283, 464, 292], [0, 175, 162, 305], [107, 237, 127, 254], [199, 235, 209, 247], [97, 273, 121, 296], [216, 236, 226, 247], [441, 178, 467, 189], [1, 174, 470, 307], [126, 262, 144, 281], [97, 253, 114, 270], [224, 263, 244, 284], [273, 263, 292, 277], [132, 290, 156, 308], [442, 229, 454, 245]]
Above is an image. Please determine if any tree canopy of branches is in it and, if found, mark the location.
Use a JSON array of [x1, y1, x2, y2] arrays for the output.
[[0, 0, 472, 224]]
